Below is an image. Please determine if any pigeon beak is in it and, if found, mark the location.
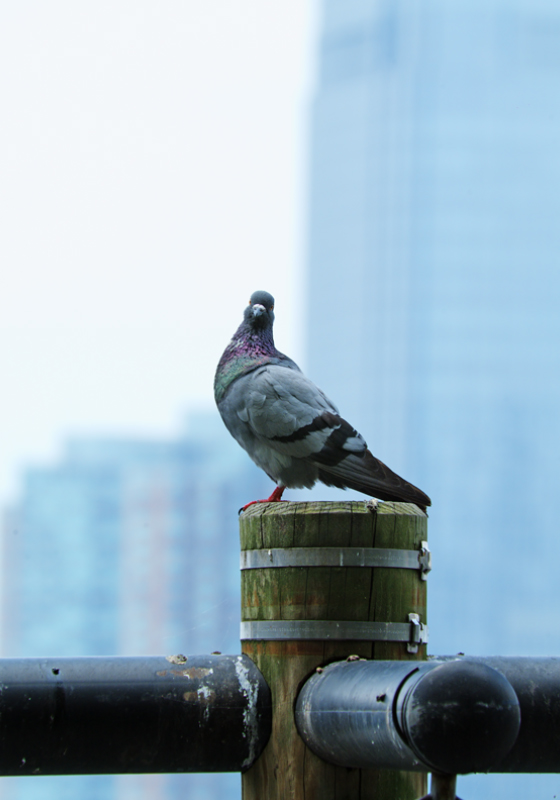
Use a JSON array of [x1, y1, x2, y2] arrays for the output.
[[252, 304, 266, 317]]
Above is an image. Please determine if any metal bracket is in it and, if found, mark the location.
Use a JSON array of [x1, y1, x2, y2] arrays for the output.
[[418, 772, 462, 800], [407, 613, 429, 653], [418, 541, 432, 581]]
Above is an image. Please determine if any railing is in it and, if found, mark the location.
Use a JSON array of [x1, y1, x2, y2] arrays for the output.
[[2, 502, 560, 800]]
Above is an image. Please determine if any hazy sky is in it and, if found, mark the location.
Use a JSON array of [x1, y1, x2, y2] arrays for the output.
[[0, 2, 317, 506]]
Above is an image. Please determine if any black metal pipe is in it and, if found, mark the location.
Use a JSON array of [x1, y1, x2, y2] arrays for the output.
[[297, 660, 427, 771], [295, 658, 521, 774], [440, 656, 560, 773], [0, 654, 271, 776]]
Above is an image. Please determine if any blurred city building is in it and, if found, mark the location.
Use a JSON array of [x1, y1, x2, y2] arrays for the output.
[[0, 411, 268, 800], [307, 1, 560, 797]]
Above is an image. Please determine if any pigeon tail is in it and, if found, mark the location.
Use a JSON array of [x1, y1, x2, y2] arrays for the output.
[[316, 449, 431, 512]]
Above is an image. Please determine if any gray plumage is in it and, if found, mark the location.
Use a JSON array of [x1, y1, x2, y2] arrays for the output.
[[214, 291, 431, 510]]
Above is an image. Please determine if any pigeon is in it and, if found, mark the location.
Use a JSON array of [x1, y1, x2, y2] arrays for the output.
[[214, 290, 431, 512]]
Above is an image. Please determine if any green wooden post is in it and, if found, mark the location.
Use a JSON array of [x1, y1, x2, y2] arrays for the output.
[[240, 500, 429, 800]]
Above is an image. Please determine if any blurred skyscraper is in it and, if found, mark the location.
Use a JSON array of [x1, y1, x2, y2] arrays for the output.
[[307, 1, 560, 797], [1, 412, 268, 800]]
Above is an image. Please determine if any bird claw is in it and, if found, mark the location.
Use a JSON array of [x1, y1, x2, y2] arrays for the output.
[[238, 500, 259, 515], [238, 486, 286, 514], [238, 499, 271, 515]]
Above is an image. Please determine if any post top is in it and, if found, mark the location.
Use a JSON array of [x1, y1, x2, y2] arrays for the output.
[[240, 500, 427, 520], [239, 500, 428, 550]]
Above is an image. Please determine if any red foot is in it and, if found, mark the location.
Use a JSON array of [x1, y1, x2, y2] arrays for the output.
[[239, 486, 286, 513]]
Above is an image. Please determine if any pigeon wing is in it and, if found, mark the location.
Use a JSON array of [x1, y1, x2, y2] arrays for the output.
[[238, 365, 351, 459], [236, 365, 431, 508]]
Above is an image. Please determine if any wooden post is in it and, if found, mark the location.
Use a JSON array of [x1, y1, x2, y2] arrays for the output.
[[240, 500, 428, 799]]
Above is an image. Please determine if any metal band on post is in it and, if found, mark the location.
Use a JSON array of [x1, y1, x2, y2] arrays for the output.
[[240, 543, 432, 579], [240, 619, 429, 646]]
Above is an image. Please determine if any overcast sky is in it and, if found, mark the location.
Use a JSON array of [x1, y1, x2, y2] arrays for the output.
[[0, 2, 318, 506]]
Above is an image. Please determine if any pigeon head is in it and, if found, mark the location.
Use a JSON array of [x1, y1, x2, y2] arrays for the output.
[[244, 291, 275, 330], [214, 290, 284, 404]]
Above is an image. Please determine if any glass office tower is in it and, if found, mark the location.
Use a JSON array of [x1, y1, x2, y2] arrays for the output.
[[307, 2, 560, 797]]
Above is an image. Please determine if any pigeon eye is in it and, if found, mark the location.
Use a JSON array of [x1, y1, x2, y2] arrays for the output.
[[270, 304, 274, 310]]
